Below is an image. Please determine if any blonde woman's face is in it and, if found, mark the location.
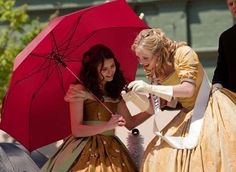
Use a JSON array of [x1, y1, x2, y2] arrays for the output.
[[135, 47, 157, 71], [97, 58, 116, 85], [227, 0, 236, 17]]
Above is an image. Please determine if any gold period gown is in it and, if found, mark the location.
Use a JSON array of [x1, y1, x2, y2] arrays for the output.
[[41, 97, 138, 172], [141, 46, 236, 172]]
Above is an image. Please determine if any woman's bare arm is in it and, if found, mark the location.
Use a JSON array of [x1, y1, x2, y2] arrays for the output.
[[117, 99, 153, 130]]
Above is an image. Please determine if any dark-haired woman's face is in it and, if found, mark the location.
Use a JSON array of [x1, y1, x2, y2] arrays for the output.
[[97, 58, 116, 86]]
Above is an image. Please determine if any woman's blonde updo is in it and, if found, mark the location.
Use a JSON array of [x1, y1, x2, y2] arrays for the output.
[[132, 28, 186, 82]]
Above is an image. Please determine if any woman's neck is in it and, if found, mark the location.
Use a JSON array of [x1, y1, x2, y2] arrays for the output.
[[99, 81, 106, 91], [152, 64, 175, 83]]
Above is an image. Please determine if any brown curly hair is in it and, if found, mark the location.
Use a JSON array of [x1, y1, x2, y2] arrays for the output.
[[79, 44, 126, 100]]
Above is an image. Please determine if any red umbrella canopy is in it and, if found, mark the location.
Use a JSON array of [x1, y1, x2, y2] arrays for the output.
[[0, 0, 149, 151]]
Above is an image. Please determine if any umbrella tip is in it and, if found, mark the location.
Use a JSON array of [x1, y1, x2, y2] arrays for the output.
[[139, 13, 145, 20]]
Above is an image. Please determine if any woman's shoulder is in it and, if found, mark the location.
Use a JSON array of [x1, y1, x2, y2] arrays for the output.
[[72, 83, 84, 89], [175, 45, 198, 63], [174, 45, 200, 83], [176, 46, 194, 56]]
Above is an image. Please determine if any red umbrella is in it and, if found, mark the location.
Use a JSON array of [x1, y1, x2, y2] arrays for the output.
[[0, 0, 148, 151]]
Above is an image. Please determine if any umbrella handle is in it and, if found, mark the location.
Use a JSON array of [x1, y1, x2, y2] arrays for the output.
[[65, 66, 113, 114]]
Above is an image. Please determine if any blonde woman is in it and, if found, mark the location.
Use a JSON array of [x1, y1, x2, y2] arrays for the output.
[[128, 28, 236, 172]]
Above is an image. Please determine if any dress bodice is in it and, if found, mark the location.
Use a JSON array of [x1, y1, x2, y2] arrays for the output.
[[83, 97, 120, 121]]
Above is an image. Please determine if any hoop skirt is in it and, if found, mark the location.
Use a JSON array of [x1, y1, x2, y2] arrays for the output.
[[141, 46, 236, 172], [42, 98, 138, 172]]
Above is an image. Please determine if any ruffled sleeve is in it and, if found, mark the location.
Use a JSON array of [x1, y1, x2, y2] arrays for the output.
[[174, 46, 199, 85], [64, 84, 88, 102]]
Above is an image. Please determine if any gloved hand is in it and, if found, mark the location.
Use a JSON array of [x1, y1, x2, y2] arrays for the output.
[[128, 80, 173, 102], [121, 89, 150, 113], [211, 83, 223, 94]]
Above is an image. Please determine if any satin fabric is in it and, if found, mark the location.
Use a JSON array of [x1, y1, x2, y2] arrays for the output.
[[41, 98, 138, 172], [141, 46, 236, 172]]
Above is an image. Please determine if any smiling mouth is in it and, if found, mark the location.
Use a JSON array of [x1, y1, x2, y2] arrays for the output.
[[143, 64, 151, 69]]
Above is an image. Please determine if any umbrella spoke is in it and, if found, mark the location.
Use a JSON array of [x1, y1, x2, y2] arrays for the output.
[[14, 59, 51, 84], [57, 32, 97, 63], [48, 16, 82, 66], [55, 64, 67, 95], [61, 16, 82, 58], [52, 16, 82, 53], [30, 46, 82, 72], [76, 32, 96, 49], [50, 32, 60, 57], [30, 61, 58, 100], [30, 53, 51, 59], [64, 58, 82, 63]]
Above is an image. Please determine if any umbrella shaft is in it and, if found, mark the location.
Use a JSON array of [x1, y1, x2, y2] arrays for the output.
[[65, 66, 113, 114]]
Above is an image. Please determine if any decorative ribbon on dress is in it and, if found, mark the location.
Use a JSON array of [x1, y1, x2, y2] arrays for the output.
[[153, 71, 211, 149]]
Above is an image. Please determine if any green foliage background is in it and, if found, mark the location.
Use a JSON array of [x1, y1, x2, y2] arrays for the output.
[[0, 0, 45, 111]]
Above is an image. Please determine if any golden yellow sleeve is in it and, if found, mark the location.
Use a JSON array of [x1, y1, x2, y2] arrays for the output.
[[174, 46, 199, 84]]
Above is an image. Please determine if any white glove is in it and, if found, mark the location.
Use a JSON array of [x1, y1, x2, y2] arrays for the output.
[[211, 83, 223, 93], [121, 90, 150, 113], [128, 80, 173, 102]]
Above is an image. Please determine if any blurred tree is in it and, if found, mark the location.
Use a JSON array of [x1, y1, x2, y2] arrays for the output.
[[0, 0, 45, 110]]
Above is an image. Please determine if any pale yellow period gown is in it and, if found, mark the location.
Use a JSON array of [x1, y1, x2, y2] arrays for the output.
[[141, 46, 236, 172], [41, 97, 138, 172]]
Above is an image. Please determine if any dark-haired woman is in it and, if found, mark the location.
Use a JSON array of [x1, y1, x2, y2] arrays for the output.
[[41, 44, 153, 172]]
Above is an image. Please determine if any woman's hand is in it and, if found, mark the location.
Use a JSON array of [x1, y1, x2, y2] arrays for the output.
[[64, 84, 92, 102], [211, 83, 223, 94], [128, 80, 173, 102], [128, 80, 151, 94], [105, 114, 126, 130], [145, 96, 154, 115]]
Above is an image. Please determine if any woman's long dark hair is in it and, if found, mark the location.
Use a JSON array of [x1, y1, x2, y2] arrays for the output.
[[79, 44, 127, 100]]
